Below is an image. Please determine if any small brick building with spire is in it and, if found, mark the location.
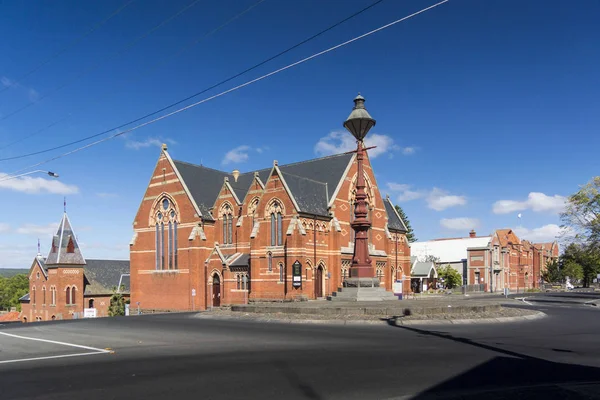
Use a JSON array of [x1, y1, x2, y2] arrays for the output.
[[19, 212, 130, 322]]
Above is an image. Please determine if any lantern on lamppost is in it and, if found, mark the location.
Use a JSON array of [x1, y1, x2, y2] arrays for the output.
[[343, 94, 378, 287]]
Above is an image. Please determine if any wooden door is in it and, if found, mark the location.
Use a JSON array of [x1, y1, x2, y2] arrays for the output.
[[315, 267, 323, 298], [213, 275, 221, 307]]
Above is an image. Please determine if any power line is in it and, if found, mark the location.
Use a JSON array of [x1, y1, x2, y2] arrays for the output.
[[0, 0, 136, 96], [0, 0, 266, 151], [0, 0, 201, 122], [2, 0, 449, 179], [0, 0, 385, 160]]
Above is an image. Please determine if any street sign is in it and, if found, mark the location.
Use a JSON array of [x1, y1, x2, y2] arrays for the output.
[[292, 260, 302, 288], [191, 289, 196, 297], [83, 308, 97, 318]]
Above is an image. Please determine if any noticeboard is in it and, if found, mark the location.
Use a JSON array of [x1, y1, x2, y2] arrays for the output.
[[292, 260, 302, 288]]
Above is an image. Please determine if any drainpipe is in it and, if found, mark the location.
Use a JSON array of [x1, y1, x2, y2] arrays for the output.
[[313, 214, 317, 297]]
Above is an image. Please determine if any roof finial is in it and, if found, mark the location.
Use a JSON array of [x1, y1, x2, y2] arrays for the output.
[[37, 238, 41, 256], [64, 197, 67, 213]]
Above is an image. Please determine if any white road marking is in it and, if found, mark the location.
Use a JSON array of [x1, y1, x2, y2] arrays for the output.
[[0, 351, 108, 365], [0, 331, 110, 353], [515, 297, 533, 306]]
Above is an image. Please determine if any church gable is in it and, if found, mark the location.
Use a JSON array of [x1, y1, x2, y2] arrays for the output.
[[133, 147, 201, 230]]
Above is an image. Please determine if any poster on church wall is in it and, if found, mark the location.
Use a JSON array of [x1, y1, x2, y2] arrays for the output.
[[292, 260, 302, 287], [83, 308, 97, 318], [393, 280, 403, 299]]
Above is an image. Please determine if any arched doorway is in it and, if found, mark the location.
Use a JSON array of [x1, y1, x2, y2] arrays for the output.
[[88, 299, 94, 308], [212, 274, 221, 307], [315, 265, 324, 298]]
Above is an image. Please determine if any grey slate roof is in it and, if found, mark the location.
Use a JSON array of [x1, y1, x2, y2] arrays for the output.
[[230, 253, 250, 267], [83, 259, 130, 295], [172, 153, 353, 220], [412, 261, 436, 278], [384, 197, 408, 233], [19, 293, 30, 302], [45, 213, 86, 266], [280, 172, 329, 216], [173, 161, 229, 221]]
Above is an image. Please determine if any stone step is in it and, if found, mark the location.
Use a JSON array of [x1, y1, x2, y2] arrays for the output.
[[327, 287, 399, 302]]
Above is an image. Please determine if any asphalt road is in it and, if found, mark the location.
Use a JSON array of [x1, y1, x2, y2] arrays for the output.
[[1, 302, 600, 400]]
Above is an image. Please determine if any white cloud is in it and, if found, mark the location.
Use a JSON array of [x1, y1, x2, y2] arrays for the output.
[[221, 145, 267, 165], [427, 188, 467, 211], [0, 223, 10, 233], [222, 145, 251, 165], [492, 192, 566, 215], [440, 218, 480, 230], [0, 173, 79, 195], [16, 223, 58, 236], [386, 183, 466, 210], [125, 137, 176, 150], [386, 183, 425, 202], [314, 130, 415, 159], [514, 224, 571, 243]]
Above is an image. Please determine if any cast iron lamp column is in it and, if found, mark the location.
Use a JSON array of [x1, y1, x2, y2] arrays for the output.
[[343, 94, 377, 287]]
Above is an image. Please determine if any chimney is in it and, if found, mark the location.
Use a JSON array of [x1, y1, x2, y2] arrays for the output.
[[232, 169, 240, 183], [469, 229, 476, 238]]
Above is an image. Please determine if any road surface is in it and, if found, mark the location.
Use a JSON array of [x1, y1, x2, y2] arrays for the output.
[[1, 301, 599, 399]]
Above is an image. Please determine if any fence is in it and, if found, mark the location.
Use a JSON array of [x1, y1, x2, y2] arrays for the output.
[[462, 284, 487, 293]]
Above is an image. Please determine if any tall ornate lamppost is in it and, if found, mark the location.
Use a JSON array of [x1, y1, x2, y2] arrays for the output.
[[343, 94, 378, 288]]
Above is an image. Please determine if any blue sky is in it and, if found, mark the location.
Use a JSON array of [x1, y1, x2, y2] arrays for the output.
[[0, 0, 598, 268]]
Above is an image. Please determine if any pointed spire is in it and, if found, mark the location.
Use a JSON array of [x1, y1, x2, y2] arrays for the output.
[[45, 212, 86, 266]]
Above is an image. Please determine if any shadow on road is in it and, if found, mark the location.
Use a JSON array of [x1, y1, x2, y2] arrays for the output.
[[385, 318, 600, 399]]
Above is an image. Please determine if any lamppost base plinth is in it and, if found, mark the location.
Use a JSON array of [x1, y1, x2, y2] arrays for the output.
[[343, 277, 380, 288]]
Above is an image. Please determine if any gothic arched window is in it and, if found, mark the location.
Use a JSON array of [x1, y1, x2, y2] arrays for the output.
[[268, 252, 273, 272], [279, 263, 284, 282], [153, 196, 179, 270], [71, 287, 76, 305], [267, 200, 283, 246], [220, 203, 233, 245], [65, 286, 71, 305]]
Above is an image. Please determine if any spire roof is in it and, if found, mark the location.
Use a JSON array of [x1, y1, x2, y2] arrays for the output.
[[45, 213, 86, 266]]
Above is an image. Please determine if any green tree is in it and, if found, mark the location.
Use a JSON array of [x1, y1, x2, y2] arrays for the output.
[[561, 243, 600, 287], [394, 205, 417, 243], [438, 264, 461, 289], [561, 176, 600, 249], [108, 287, 126, 317], [561, 260, 584, 283], [542, 259, 562, 283], [0, 274, 29, 311]]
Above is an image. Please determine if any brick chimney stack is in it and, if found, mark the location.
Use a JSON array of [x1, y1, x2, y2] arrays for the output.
[[469, 229, 476, 238]]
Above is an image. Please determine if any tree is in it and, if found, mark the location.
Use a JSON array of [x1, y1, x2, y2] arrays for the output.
[[561, 259, 584, 283], [425, 255, 441, 263], [438, 265, 461, 289], [0, 274, 29, 311], [394, 205, 417, 242], [561, 243, 600, 287], [542, 259, 561, 283], [561, 176, 600, 249], [108, 287, 126, 317]]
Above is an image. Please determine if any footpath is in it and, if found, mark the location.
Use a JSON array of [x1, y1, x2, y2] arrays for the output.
[[198, 295, 544, 326]]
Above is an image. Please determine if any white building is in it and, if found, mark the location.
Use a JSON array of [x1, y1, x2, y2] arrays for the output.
[[410, 230, 492, 285]]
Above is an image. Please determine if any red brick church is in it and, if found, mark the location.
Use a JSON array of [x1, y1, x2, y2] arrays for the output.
[[130, 98, 411, 312]]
